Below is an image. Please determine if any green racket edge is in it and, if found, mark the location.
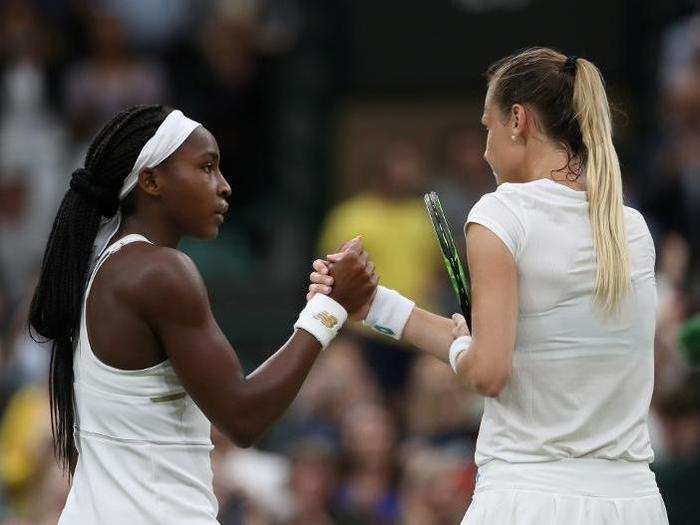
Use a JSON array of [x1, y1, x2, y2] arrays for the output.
[[424, 192, 472, 323]]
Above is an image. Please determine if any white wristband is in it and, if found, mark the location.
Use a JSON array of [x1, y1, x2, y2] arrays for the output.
[[294, 294, 348, 349], [449, 335, 472, 373], [363, 285, 415, 340]]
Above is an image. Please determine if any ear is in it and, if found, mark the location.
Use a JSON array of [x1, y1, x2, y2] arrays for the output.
[[510, 103, 528, 138], [138, 168, 162, 196]]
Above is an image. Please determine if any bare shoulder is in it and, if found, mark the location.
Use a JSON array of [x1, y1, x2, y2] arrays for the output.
[[101, 242, 209, 324]]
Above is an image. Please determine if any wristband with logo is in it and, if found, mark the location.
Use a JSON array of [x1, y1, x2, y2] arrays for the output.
[[294, 294, 348, 349], [363, 285, 415, 340]]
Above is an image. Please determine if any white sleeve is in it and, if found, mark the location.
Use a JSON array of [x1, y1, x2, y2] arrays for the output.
[[466, 191, 526, 260]]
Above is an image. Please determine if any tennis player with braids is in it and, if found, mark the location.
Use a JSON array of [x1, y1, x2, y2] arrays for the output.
[[29, 105, 376, 524], [309, 48, 668, 523]]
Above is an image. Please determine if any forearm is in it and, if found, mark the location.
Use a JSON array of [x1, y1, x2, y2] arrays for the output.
[[401, 307, 454, 363], [227, 330, 322, 445], [452, 341, 509, 397], [400, 307, 507, 397]]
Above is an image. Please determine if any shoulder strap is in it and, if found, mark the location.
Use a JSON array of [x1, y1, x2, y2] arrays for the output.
[[102, 234, 153, 257], [85, 234, 154, 299]]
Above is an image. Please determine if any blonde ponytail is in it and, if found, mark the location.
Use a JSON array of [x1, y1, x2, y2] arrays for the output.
[[572, 59, 630, 314]]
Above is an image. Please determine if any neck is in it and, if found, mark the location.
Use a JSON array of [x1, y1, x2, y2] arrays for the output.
[[520, 140, 586, 190], [116, 211, 181, 249]]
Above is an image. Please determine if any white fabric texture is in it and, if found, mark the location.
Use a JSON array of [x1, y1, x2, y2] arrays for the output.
[[363, 285, 415, 339], [295, 293, 348, 348], [466, 178, 657, 467], [90, 109, 200, 272], [462, 459, 668, 525], [59, 234, 218, 525]]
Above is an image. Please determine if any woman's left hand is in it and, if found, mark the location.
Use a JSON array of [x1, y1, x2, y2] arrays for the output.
[[451, 313, 470, 339]]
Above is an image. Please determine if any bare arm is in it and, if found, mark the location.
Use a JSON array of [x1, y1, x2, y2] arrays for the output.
[[308, 223, 518, 397], [451, 223, 518, 397], [402, 224, 518, 396], [400, 307, 454, 363], [134, 246, 374, 447]]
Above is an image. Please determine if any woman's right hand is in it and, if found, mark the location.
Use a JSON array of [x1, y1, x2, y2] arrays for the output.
[[307, 238, 377, 320]]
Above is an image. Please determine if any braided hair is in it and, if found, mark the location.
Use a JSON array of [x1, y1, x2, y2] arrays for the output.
[[29, 104, 170, 472]]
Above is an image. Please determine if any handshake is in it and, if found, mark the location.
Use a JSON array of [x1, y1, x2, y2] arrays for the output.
[[306, 236, 378, 321], [303, 236, 470, 345]]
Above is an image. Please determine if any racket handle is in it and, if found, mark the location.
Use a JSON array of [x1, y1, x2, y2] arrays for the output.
[[460, 299, 471, 331]]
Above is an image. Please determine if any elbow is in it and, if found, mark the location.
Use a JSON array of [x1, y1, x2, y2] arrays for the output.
[[474, 377, 507, 398], [470, 367, 511, 398]]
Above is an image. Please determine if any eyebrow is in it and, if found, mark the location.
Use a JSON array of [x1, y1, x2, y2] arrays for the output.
[[197, 151, 220, 161]]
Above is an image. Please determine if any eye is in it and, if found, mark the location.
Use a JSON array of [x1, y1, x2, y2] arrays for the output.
[[202, 162, 214, 173]]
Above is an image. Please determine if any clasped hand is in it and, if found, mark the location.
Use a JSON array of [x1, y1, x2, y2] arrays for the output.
[[307, 237, 471, 340], [308, 237, 378, 320]]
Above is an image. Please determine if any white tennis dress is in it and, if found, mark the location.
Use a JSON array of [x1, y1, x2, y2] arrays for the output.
[[462, 178, 668, 524], [58, 234, 219, 524]]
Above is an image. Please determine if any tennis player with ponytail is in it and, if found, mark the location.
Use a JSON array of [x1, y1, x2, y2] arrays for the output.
[[29, 105, 377, 524], [309, 48, 668, 523]]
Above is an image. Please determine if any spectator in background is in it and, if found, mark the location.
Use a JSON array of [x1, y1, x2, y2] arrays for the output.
[[93, 0, 191, 52], [0, 284, 52, 421], [653, 377, 700, 525], [213, 424, 292, 524], [287, 436, 340, 525], [172, 0, 265, 247], [63, 9, 167, 143], [431, 125, 493, 240], [317, 142, 441, 393], [168, 0, 300, 254], [399, 446, 471, 525], [0, 0, 67, 301], [319, 141, 437, 308], [645, 46, 700, 275], [403, 354, 480, 447], [289, 336, 383, 443], [337, 403, 400, 524], [429, 126, 495, 316], [0, 381, 67, 522], [652, 232, 693, 394], [658, 4, 700, 91]]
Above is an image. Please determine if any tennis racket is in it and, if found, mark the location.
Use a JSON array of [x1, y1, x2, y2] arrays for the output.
[[424, 191, 472, 328]]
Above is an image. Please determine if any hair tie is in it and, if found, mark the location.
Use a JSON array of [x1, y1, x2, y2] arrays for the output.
[[69, 167, 120, 217], [563, 55, 578, 75]]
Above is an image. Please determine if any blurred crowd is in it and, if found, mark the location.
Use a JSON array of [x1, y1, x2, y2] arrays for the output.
[[0, 0, 700, 524]]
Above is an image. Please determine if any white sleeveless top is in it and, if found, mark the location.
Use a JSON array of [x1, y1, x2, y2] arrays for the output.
[[59, 234, 218, 524], [467, 178, 657, 467]]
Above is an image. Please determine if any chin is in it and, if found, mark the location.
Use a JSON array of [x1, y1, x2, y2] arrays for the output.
[[190, 225, 220, 240], [204, 226, 220, 240]]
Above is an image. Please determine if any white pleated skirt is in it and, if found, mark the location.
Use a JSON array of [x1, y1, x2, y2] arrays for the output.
[[461, 459, 669, 525]]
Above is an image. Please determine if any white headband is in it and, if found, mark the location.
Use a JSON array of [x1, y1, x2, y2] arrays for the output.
[[118, 109, 201, 200]]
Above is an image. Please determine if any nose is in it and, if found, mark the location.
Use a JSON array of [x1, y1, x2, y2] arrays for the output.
[[217, 171, 231, 199]]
